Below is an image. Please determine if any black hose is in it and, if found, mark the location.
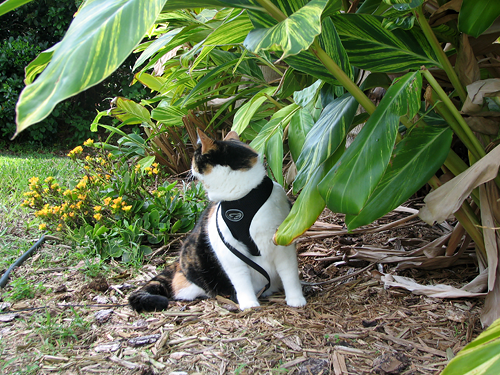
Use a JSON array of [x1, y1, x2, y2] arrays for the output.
[[0, 234, 46, 288]]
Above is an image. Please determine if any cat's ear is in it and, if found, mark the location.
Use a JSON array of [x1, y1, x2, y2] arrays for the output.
[[197, 128, 216, 154], [223, 131, 240, 142]]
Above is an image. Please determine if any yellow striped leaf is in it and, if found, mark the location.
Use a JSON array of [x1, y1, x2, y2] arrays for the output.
[[15, 0, 167, 136]]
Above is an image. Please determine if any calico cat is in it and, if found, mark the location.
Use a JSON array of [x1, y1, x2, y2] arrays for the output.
[[129, 129, 306, 312]]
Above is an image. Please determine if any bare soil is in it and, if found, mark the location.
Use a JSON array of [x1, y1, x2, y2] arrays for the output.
[[0, 205, 483, 375]]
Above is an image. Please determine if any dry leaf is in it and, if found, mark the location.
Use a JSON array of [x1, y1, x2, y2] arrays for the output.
[[455, 34, 480, 87], [481, 268, 500, 328], [429, 0, 462, 27], [381, 274, 487, 298], [419, 144, 500, 224], [466, 78, 500, 105], [479, 183, 499, 291], [463, 116, 500, 135]]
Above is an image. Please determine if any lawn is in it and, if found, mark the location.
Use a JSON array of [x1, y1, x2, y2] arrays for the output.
[[0, 151, 75, 273]]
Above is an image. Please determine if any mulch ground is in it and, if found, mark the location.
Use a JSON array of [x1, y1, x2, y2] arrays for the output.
[[0, 206, 484, 375]]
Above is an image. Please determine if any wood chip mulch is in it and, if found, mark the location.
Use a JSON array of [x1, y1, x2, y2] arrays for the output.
[[0, 206, 484, 375]]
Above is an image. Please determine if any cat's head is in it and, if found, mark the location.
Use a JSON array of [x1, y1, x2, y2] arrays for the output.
[[191, 129, 266, 201]]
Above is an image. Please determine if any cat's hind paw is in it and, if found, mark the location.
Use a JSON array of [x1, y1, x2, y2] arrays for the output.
[[286, 295, 306, 308]]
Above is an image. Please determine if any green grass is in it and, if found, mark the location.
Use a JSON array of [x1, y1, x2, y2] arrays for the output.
[[0, 150, 75, 274]]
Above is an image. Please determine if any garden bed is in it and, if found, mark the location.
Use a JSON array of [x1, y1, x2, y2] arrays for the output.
[[0, 205, 483, 374]]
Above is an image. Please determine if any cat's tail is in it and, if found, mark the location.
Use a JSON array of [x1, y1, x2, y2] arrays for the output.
[[128, 263, 177, 313]]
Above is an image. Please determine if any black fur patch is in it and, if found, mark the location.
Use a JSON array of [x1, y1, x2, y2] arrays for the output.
[[193, 139, 258, 174]]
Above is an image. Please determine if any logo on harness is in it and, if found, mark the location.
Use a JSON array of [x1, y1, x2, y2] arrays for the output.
[[225, 209, 244, 222]]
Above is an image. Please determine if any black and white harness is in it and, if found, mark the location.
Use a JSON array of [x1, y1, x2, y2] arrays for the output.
[[215, 176, 274, 295]]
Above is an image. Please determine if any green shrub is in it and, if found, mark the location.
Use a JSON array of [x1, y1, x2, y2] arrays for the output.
[[22, 140, 207, 263]]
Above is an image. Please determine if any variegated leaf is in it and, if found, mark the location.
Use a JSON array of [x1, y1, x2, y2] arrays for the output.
[[332, 13, 440, 72], [285, 17, 352, 84], [15, 0, 167, 135], [294, 93, 358, 193], [244, 0, 329, 59], [318, 71, 422, 215], [0, 0, 34, 16]]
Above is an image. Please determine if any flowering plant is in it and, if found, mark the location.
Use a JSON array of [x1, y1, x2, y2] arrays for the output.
[[23, 140, 206, 262]]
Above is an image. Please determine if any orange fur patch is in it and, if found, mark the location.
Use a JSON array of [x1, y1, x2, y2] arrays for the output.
[[172, 270, 192, 294]]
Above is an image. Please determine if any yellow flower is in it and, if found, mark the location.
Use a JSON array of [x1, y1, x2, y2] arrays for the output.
[[152, 162, 159, 167], [94, 213, 102, 221], [56, 224, 63, 231], [113, 197, 122, 205], [122, 205, 132, 212], [107, 153, 113, 159], [153, 168, 159, 174], [39, 223, 47, 230], [44, 176, 54, 183], [78, 194, 87, 201], [134, 164, 141, 172], [63, 189, 72, 197], [50, 183, 59, 190], [29, 177, 39, 185], [67, 146, 83, 157], [69, 212, 75, 218], [94, 206, 102, 212], [103, 197, 112, 206], [83, 138, 94, 147]]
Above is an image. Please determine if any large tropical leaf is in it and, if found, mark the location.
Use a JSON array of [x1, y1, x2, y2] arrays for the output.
[[191, 11, 254, 71], [318, 71, 422, 215], [232, 87, 276, 134], [285, 17, 352, 84], [15, 0, 167, 136], [294, 93, 358, 193], [110, 97, 152, 126], [249, 103, 300, 153], [275, 146, 344, 246], [288, 109, 315, 162], [345, 124, 452, 230], [331, 13, 440, 72], [441, 317, 500, 375], [243, 0, 329, 59], [0, 0, 34, 16], [458, 0, 500, 38]]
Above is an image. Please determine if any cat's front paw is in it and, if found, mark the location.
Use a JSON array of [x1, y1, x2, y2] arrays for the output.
[[286, 295, 306, 308], [238, 298, 260, 310]]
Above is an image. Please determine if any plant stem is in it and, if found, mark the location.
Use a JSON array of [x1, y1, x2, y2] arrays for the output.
[[254, 0, 287, 21], [414, 6, 467, 102], [255, 0, 377, 115], [422, 68, 485, 160], [310, 40, 376, 114]]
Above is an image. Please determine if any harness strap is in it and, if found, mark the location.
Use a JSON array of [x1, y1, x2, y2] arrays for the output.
[[216, 203, 270, 296]]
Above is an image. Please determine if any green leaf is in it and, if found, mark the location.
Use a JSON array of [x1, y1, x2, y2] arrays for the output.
[[0, 0, 34, 16], [24, 44, 57, 85], [15, 0, 167, 135], [275, 166, 326, 245], [458, 0, 500, 38], [345, 125, 452, 230], [244, 0, 329, 59], [134, 72, 168, 93], [110, 97, 152, 126], [191, 11, 254, 71], [275, 145, 344, 246], [332, 13, 440, 72], [288, 109, 315, 162], [232, 87, 276, 134], [151, 102, 188, 126], [294, 93, 358, 192], [441, 317, 500, 375], [250, 103, 300, 154], [318, 71, 422, 215], [285, 16, 352, 84], [266, 127, 284, 185], [133, 27, 184, 71]]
